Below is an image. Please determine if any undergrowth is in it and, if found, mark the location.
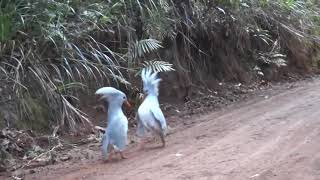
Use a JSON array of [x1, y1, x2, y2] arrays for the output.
[[0, 0, 319, 131]]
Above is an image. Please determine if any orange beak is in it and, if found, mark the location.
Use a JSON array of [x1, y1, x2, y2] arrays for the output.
[[96, 94, 104, 102], [124, 100, 131, 109], [98, 96, 104, 102], [138, 93, 145, 101]]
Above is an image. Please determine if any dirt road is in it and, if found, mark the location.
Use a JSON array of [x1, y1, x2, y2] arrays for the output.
[[24, 78, 320, 180]]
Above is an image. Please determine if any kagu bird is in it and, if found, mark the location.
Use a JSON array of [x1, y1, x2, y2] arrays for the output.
[[136, 68, 167, 147], [95, 87, 131, 161]]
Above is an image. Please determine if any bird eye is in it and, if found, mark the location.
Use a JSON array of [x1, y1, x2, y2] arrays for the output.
[[123, 96, 126, 99]]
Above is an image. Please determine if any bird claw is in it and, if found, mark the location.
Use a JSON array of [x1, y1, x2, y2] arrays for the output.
[[105, 152, 113, 162], [120, 152, 128, 159], [102, 158, 110, 163]]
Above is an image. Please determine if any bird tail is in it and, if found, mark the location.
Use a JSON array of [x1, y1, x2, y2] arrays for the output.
[[101, 133, 109, 160]]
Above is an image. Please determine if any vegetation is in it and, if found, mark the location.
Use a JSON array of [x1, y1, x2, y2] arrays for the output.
[[0, 0, 319, 131]]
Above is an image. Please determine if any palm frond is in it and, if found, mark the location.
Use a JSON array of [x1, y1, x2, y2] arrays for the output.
[[258, 52, 287, 67], [133, 60, 174, 76], [132, 39, 163, 58], [143, 60, 175, 72]]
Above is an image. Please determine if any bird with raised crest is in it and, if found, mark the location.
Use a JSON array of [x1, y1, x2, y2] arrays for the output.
[[136, 68, 168, 148]]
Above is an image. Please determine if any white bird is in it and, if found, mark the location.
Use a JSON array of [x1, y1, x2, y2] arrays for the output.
[[136, 68, 167, 148], [95, 87, 131, 161]]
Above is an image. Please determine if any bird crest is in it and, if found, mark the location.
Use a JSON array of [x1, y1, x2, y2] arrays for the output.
[[95, 87, 127, 105], [141, 68, 162, 96], [95, 87, 124, 97]]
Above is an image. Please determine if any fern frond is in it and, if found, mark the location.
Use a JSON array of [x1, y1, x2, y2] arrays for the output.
[[134, 60, 175, 76], [143, 60, 175, 72], [134, 39, 163, 58], [258, 52, 287, 67]]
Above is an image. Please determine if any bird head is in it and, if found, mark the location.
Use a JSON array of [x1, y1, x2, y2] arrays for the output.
[[95, 87, 131, 108], [141, 68, 162, 97]]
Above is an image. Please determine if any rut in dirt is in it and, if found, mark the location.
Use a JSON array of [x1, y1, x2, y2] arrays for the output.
[[25, 78, 320, 180]]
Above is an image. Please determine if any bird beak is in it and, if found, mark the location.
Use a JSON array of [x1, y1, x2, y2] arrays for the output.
[[138, 93, 145, 101], [96, 94, 103, 102], [124, 100, 131, 109], [98, 96, 104, 101]]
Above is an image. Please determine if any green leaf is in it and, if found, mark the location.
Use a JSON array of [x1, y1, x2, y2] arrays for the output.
[[0, 14, 11, 41]]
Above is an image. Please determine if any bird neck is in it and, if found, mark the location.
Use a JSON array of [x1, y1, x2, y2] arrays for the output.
[[145, 94, 159, 103], [105, 102, 123, 119], [148, 89, 158, 97]]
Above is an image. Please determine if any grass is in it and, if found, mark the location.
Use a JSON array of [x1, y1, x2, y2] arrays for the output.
[[0, 0, 319, 132]]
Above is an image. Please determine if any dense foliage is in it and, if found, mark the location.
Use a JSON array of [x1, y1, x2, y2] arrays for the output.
[[0, 0, 319, 131]]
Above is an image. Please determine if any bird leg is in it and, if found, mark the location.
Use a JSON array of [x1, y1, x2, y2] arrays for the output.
[[114, 150, 128, 159], [105, 146, 114, 162], [108, 149, 114, 162], [153, 128, 166, 148], [159, 132, 166, 148], [119, 151, 128, 159], [107, 153, 113, 162], [103, 151, 113, 163]]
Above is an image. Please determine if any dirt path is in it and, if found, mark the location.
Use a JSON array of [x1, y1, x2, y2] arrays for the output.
[[24, 78, 320, 180]]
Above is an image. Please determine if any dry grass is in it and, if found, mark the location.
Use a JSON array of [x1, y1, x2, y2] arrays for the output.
[[0, 0, 319, 132]]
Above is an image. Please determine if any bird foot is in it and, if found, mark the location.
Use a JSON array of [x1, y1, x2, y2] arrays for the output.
[[120, 152, 128, 159], [105, 152, 113, 162], [102, 156, 112, 163], [159, 133, 166, 148]]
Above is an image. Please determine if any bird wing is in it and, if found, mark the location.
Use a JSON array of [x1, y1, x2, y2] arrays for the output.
[[136, 113, 147, 137], [106, 115, 128, 151], [150, 107, 167, 132]]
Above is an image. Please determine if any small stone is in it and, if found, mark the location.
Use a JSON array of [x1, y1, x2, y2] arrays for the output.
[[29, 169, 36, 174], [12, 169, 24, 179], [0, 164, 6, 172], [60, 155, 71, 162]]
